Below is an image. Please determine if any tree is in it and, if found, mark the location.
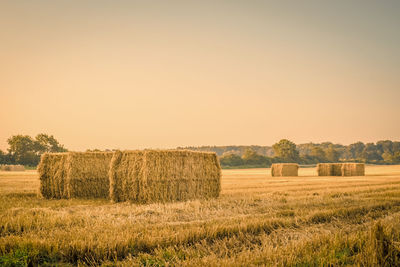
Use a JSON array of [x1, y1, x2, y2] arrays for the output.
[[242, 149, 270, 166], [7, 135, 38, 165], [219, 153, 244, 166], [360, 143, 381, 163], [309, 146, 326, 162], [324, 145, 340, 162], [347, 142, 365, 160], [35, 133, 67, 153], [272, 139, 299, 162]]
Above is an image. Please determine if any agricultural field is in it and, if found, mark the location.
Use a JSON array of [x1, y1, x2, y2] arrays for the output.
[[1, 165, 400, 266]]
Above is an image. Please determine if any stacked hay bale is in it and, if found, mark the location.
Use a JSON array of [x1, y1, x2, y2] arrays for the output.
[[38, 153, 69, 198], [0, 165, 25, 171], [65, 152, 114, 198], [38, 152, 113, 199], [317, 163, 343, 176], [271, 163, 299, 177], [341, 163, 365, 176], [316, 163, 365, 176], [109, 150, 221, 203]]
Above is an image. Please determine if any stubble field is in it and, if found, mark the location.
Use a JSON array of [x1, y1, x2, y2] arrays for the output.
[[1, 165, 400, 266]]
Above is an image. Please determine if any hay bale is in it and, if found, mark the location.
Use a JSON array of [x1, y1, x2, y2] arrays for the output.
[[65, 152, 113, 198], [38, 152, 113, 199], [341, 163, 365, 176], [109, 150, 221, 203], [271, 163, 298, 177], [316, 163, 343, 176], [0, 164, 25, 171], [37, 153, 68, 198]]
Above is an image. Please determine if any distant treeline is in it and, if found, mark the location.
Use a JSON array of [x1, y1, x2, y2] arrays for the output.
[[2, 135, 400, 168], [0, 134, 67, 166], [179, 139, 400, 168]]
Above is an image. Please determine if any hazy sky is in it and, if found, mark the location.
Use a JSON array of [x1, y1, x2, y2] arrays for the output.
[[1, 0, 399, 151]]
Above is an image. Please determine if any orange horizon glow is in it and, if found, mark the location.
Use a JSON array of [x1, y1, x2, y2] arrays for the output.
[[1, 1, 399, 151]]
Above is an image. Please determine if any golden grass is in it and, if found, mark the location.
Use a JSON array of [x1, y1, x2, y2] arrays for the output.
[[1, 165, 400, 265]]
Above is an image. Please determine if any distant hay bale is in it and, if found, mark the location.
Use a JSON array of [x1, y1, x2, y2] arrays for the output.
[[341, 163, 365, 176], [109, 150, 221, 203], [0, 164, 25, 171], [38, 152, 113, 199], [317, 163, 343, 176], [271, 163, 299, 177], [316, 163, 365, 176]]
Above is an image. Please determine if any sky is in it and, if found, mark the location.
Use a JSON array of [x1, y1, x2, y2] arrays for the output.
[[1, 0, 399, 151]]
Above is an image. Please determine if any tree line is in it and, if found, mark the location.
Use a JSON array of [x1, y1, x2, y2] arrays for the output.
[[183, 139, 400, 168], [2, 135, 400, 168], [0, 134, 67, 166]]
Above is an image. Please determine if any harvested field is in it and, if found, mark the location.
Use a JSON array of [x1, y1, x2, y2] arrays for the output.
[[1, 165, 400, 266]]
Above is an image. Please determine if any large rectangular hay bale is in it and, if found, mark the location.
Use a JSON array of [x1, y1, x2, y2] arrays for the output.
[[109, 150, 221, 203], [65, 152, 114, 198], [341, 163, 365, 176], [317, 163, 343, 176], [271, 163, 298, 177], [38, 152, 113, 199], [38, 153, 68, 199]]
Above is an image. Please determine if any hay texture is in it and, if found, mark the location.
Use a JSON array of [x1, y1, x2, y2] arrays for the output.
[[0, 164, 25, 171], [271, 163, 299, 177], [109, 150, 221, 203], [38, 153, 68, 198], [316, 163, 365, 176], [38, 152, 113, 199], [341, 163, 365, 176], [317, 163, 343, 176]]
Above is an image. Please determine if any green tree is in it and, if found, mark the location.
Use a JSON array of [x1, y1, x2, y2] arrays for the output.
[[309, 146, 326, 162], [35, 133, 67, 153], [219, 153, 243, 166], [324, 145, 339, 162], [242, 149, 270, 166], [272, 139, 299, 162], [347, 142, 365, 160], [361, 143, 381, 163], [7, 135, 38, 165]]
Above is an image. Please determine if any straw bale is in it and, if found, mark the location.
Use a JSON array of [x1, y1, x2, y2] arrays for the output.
[[317, 163, 343, 176], [271, 163, 298, 177], [65, 152, 114, 198], [341, 163, 365, 176], [109, 150, 221, 203], [38, 152, 113, 199], [37, 153, 68, 198]]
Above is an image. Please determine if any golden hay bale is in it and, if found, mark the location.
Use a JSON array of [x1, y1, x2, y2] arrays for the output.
[[38, 152, 113, 199], [341, 163, 365, 176], [0, 164, 25, 171], [271, 163, 298, 177], [109, 150, 221, 203], [316, 163, 343, 176], [65, 152, 113, 198], [37, 153, 69, 198]]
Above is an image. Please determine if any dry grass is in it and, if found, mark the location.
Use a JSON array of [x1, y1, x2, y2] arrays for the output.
[[1, 165, 400, 266]]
